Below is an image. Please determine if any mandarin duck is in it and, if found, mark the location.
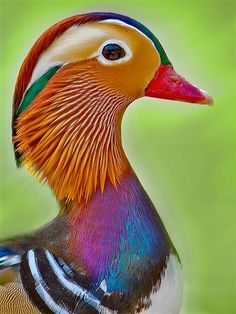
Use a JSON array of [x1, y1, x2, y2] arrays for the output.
[[0, 12, 213, 314]]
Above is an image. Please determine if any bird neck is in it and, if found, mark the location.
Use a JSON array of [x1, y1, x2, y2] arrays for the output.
[[66, 173, 172, 290], [15, 62, 135, 205]]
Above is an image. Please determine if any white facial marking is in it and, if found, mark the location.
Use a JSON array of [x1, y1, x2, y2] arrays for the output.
[[27, 25, 107, 89], [95, 39, 132, 65], [27, 19, 154, 91], [99, 19, 156, 49]]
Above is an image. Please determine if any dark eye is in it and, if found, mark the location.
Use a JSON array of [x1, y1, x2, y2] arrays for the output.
[[102, 44, 126, 61]]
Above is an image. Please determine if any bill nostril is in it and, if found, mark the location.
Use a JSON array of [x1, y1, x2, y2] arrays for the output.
[[170, 76, 181, 85]]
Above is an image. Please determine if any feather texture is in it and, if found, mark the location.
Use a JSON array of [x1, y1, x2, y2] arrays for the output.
[[12, 12, 169, 118], [20, 248, 111, 314], [14, 61, 134, 202], [0, 283, 39, 314], [4, 11, 186, 314]]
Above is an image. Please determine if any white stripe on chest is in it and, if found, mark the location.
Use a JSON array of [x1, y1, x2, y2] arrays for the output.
[[142, 254, 183, 314]]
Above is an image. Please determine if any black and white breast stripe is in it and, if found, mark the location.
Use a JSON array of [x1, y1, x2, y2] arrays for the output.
[[0, 254, 21, 269], [0, 247, 21, 269], [20, 248, 112, 314]]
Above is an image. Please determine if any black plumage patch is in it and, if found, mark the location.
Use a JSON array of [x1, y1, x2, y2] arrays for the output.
[[20, 248, 109, 314]]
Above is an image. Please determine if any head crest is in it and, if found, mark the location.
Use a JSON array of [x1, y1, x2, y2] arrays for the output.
[[13, 12, 170, 118]]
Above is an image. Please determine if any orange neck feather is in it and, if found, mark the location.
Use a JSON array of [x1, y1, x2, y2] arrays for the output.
[[15, 61, 134, 204]]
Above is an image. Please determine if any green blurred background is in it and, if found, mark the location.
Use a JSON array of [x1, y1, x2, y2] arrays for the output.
[[0, 0, 235, 313]]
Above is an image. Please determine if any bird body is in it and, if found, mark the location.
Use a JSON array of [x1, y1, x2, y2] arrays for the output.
[[1, 175, 182, 313], [1, 12, 213, 313]]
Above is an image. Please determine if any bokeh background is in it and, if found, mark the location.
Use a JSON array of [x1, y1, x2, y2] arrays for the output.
[[0, 1, 235, 313]]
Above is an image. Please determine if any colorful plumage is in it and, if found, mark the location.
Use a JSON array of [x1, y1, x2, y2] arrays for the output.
[[1, 12, 213, 314]]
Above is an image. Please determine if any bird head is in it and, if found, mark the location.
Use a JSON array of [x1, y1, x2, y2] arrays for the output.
[[13, 12, 213, 203]]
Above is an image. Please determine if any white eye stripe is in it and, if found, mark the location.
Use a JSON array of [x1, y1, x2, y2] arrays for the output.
[[95, 39, 132, 65], [25, 23, 136, 92], [99, 19, 156, 49]]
